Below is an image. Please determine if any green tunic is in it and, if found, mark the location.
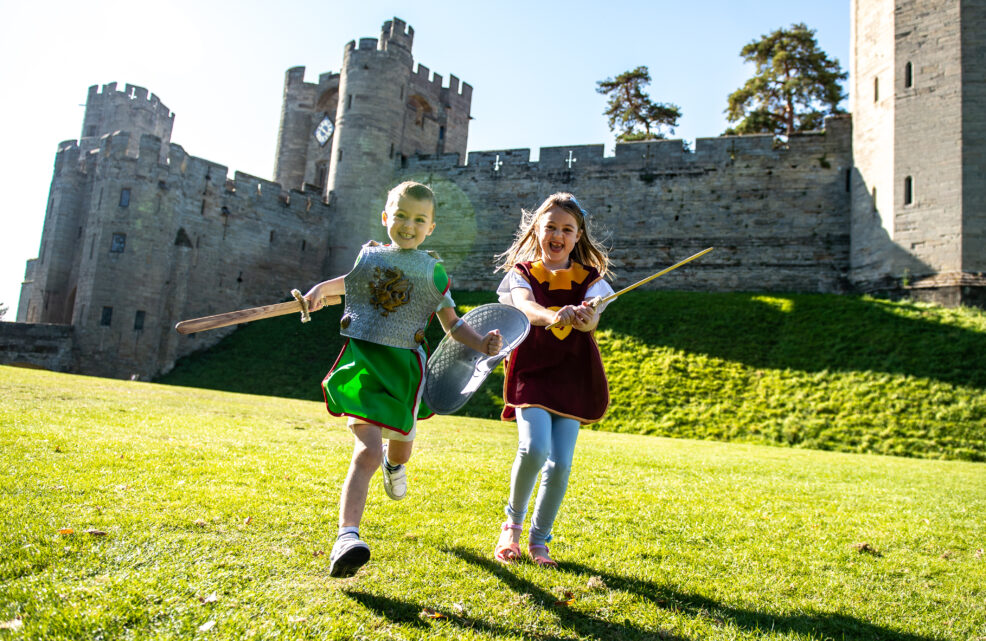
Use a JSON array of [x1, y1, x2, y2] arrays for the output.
[[322, 252, 453, 437]]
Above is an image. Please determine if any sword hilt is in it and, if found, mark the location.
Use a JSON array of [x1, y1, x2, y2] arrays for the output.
[[291, 289, 311, 323]]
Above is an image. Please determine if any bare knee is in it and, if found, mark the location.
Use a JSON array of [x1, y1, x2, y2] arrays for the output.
[[350, 424, 383, 473]]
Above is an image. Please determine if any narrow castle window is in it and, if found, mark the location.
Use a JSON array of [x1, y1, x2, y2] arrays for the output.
[[338, 149, 343, 162], [110, 233, 126, 253], [439, 126, 445, 140], [389, 143, 395, 159], [100, 306, 113, 326], [845, 169, 851, 192], [301, 239, 306, 251], [175, 228, 193, 247], [904, 176, 914, 205], [904, 62, 913, 88], [269, 230, 276, 245], [874, 77, 879, 102], [87, 126, 96, 137], [347, 94, 352, 110], [134, 310, 145, 331], [119, 188, 131, 208]]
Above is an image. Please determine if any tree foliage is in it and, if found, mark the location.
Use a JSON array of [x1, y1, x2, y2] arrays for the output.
[[725, 23, 847, 136], [596, 66, 681, 142]]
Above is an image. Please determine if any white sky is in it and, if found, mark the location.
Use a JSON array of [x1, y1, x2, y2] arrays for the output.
[[0, 0, 849, 317]]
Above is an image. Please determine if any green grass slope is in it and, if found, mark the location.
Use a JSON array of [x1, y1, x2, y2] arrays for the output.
[[158, 292, 986, 461], [2, 366, 985, 640]]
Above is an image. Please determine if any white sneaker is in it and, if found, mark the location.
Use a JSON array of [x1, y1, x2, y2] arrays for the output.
[[381, 444, 407, 500], [329, 535, 370, 578]]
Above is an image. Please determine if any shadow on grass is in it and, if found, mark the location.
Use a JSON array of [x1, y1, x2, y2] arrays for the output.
[[412, 546, 686, 640], [342, 545, 688, 640], [342, 590, 547, 639], [606, 291, 986, 390], [436, 547, 937, 641]]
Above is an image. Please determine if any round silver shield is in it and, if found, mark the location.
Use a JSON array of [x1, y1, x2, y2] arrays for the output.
[[424, 303, 531, 415]]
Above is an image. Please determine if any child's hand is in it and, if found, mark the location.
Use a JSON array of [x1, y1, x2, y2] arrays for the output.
[[550, 305, 579, 327], [304, 288, 326, 312], [571, 304, 596, 331], [482, 330, 503, 356]]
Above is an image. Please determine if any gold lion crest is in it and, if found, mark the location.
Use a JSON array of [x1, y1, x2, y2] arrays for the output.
[[369, 266, 413, 316]]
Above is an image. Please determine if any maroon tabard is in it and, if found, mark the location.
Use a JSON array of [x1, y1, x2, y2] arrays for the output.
[[501, 260, 609, 424]]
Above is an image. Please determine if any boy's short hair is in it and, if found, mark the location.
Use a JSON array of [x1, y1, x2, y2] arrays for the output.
[[385, 181, 436, 218]]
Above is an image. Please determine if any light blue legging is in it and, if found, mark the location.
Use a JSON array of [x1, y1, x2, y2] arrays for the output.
[[505, 406, 581, 546]]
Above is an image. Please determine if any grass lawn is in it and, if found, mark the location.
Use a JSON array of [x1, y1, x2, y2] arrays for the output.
[[2, 365, 984, 640]]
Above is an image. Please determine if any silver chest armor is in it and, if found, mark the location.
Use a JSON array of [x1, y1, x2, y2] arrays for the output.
[[340, 243, 447, 349]]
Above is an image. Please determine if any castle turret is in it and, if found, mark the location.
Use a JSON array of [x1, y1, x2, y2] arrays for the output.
[[79, 83, 174, 156], [324, 18, 415, 273], [850, 0, 986, 306], [22, 140, 90, 325], [273, 67, 316, 191]]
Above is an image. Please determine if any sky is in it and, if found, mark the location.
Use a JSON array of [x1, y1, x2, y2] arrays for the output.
[[0, 0, 850, 318]]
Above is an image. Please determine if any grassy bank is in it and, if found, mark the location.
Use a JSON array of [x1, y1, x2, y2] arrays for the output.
[[158, 292, 986, 461], [2, 366, 984, 639]]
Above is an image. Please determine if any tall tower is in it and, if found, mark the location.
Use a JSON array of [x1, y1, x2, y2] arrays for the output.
[[22, 84, 175, 326], [324, 19, 417, 273], [270, 17, 473, 276], [850, 0, 986, 306], [273, 67, 340, 193]]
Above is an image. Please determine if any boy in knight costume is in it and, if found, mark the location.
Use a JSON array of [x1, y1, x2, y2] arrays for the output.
[[304, 181, 502, 578], [492, 192, 614, 568]]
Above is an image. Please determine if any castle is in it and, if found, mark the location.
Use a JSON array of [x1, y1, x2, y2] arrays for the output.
[[5, 1, 985, 380]]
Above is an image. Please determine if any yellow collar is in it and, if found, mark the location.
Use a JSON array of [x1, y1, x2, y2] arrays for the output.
[[528, 261, 590, 290]]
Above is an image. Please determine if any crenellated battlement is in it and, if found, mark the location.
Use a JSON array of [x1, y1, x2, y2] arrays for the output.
[[85, 82, 174, 123], [380, 17, 414, 52], [93, 133, 332, 223], [439, 117, 851, 174]]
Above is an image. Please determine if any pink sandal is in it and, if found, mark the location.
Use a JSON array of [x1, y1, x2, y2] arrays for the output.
[[494, 522, 522, 563], [527, 542, 558, 568]]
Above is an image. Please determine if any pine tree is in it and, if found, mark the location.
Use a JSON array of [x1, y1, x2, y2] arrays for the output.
[[596, 66, 681, 142], [725, 23, 846, 136]]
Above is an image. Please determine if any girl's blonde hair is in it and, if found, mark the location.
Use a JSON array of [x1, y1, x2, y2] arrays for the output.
[[496, 192, 610, 276]]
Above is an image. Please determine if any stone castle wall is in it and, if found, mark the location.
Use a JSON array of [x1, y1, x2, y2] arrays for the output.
[[23, 130, 337, 379], [0, 323, 73, 373], [400, 117, 853, 294]]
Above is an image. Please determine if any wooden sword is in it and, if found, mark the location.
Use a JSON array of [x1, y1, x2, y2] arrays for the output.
[[174, 289, 341, 335], [545, 247, 714, 330]]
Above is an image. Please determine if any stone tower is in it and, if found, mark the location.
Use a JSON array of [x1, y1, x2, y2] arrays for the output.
[[22, 83, 175, 327], [271, 17, 473, 275], [272, 68, 340, 194], [850, 0, 986, 306], [79, 83, 174, 155]]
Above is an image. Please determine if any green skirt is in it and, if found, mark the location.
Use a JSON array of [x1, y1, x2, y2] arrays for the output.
[[322, 338, 433, 437]]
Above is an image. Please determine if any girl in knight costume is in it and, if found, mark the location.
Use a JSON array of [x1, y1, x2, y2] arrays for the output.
[[492, 192, 613, 568], [304, 181, 502, 578]]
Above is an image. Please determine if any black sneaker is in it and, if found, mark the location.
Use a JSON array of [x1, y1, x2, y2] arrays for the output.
[[329, 535, 370, 578]]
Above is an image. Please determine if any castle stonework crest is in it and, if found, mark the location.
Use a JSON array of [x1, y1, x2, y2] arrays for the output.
[[5, 3, 984, 379]]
